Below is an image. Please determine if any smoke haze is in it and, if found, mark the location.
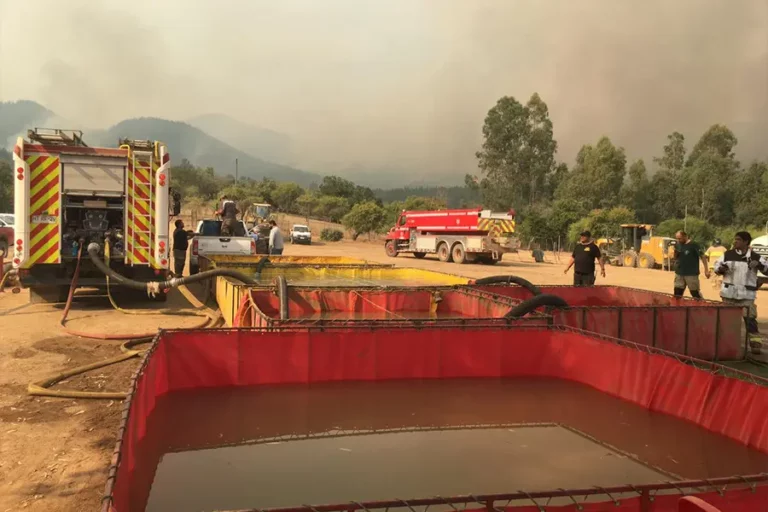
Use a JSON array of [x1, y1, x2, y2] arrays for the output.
[[1, 0, 766, 180]]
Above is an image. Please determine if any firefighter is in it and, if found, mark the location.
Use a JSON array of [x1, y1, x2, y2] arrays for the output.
[[713, 231, 768, 354], [216, 195, 240, 237]]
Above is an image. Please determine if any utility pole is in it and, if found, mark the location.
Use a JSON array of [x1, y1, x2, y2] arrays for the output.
[[235, 158, 239, 183]]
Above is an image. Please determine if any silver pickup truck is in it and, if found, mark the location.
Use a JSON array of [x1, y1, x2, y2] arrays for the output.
[[189, 219, 255, 274]]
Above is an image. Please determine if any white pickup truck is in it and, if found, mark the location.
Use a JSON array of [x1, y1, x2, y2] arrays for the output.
[[189, 219, 255, 274]]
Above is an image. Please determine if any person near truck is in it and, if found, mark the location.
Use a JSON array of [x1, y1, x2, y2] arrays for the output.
[[172, 219, 194, 277], [564, 231, 605, 286], [216, 195, 239, 236], [713, 231, 768, 354], [673, 230, 710, 299], [268, 220, 284, 255]]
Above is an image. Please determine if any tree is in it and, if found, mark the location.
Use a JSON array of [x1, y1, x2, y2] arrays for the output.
[[296, 193, 319, 221], [272, 182, 304, 213], [403, 196, 446, 211], [620, 159, 655, 222], [567, 207, 636, 242], [319, 176, 356, 199], [472, 93, 558, 209], [0, 159, 11, 212], [556, 137, 627, 209], [654, 132, 686, 172], [656, 217, 714, 244], [686, 124, 738, 166], [316, 195, 350, 222], [342, 201, 386, 240], [734, 161, 768, 225]]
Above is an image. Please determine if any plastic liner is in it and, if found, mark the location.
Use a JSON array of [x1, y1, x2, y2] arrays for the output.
[[477, 284, 745, 361], [213, 270, 470, 326], [104, 325, 768, 512], [235, 287, 549, 328]]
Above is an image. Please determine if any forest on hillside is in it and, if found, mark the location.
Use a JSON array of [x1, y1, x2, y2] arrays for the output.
[[2, 91, 767, 245]]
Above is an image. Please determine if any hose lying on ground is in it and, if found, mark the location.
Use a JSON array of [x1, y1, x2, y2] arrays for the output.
[[274, 275, 289, 320], [504, 293, 569, 319], [29, 245, 222, 399], [471, 275, 542, 296]]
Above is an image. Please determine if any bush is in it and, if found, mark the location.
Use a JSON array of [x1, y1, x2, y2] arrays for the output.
[[320, 228, 344, 242], [656, 217, 713, 244]]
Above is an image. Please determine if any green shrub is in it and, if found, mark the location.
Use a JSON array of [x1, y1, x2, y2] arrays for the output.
[[320, 228, 344, 242]]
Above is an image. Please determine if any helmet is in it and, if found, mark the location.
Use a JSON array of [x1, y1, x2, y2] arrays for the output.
[[713, 238, 722, 246]]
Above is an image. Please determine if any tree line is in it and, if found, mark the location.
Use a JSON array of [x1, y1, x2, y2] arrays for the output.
[[468, 93, 768, 248]]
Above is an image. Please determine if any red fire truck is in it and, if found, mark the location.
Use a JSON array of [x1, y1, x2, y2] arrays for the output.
[[384, 208, 519, 264]]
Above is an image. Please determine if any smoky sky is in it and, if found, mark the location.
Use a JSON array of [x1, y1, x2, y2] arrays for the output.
[[1, 0, 766, 178]]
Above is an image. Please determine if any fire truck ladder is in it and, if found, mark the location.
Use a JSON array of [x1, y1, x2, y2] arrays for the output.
[[127, 150, 154, 265], [28, 128, 88, 147]]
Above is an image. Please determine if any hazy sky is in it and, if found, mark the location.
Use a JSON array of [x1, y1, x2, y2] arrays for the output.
[[1, 0, 767, 178]]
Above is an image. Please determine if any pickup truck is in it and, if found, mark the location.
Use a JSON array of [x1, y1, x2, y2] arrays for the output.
[[0, 214, 13, 258], [189, 219, 255, 274]]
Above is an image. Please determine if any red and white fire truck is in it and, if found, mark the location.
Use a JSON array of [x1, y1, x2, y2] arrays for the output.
[[384, 208, 519, 264], [12, 129, 180, 302]]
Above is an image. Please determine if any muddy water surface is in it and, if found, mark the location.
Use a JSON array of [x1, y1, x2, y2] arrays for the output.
[[134, 378, 768, 511]]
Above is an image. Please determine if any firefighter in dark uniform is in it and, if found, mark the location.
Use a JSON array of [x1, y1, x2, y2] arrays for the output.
[[216, 196, 240, 236], [564, 230, 606, 286]]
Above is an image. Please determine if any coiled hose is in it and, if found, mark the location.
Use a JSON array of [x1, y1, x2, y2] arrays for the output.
[[471, 275, 543, 296], [504, 294, 569, 319], [274, 275, 289, 320]]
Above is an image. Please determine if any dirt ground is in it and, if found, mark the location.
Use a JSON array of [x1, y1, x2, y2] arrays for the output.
[[1, 241, 767, 511]]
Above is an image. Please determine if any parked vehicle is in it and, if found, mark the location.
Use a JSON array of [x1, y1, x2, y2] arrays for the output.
[[189, 219, 255, 274], [290, 224, 312, 245], [0, 215, 13, 257], [751, 234, 768, 289], [12, 129, 177, 302], [384, 208, 519, 264]]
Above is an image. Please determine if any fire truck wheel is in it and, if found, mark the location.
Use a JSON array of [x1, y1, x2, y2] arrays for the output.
[[385, 240, 399, 258], [437, 243, 453, 262], [413, 252, 426, 259], [451, 243, 467, 264]]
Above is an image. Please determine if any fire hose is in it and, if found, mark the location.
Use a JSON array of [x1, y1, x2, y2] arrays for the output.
[[471, 275, 542, 296], [28, 241, 255, 399], [503, 293, 569, 319]]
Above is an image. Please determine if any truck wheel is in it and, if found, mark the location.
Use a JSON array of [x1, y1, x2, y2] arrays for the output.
[[622, 252, 638, 268], [451, 244, 466, 264], [437, 243, 453, 262], [413, 252, 426, 259], [638, 253, 656, 269], [385, 240, 399, 258], [479, 256, 499, 265]]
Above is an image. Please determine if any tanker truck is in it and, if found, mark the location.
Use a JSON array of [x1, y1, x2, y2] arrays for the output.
[[384, 208, 519, 264]]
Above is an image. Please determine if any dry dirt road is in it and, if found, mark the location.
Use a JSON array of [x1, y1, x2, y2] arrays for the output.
[[1, 240, 766, 511]]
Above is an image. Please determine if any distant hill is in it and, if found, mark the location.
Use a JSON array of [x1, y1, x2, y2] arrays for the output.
[[188, 113, 295, 166], [0, 100, 55, 146], [89, 118, 323, 186]]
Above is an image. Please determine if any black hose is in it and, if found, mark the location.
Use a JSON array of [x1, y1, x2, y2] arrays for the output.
[[255, 256, 272, 274], [274, 275, 289, 320], [504, 294, 569, 319], [87, 243, 259, 295], [473, 275, 542, 296]]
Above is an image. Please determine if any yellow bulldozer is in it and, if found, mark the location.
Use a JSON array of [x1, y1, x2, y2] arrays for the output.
[[596, 224, 676, 270]]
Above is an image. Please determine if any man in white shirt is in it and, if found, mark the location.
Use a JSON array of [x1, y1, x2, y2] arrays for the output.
[[268, 220, 284, 255]]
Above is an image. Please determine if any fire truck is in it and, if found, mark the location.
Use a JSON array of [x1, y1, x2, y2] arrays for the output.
[[384, 208, 519, 264], [12, 129, 180, 302]]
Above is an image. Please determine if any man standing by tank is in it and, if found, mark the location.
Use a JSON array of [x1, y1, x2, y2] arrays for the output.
[[216, 195, 239, 237], [673, 231, 710, 299], [564, 230, 605, 286], [713, 231, 768, 354], [172, 219, 194, 277], [268, 219, 284, 255]]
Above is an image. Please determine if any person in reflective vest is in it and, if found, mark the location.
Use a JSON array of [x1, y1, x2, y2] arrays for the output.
[[705, 238, 727, 289], [713, 231, 768, 354]]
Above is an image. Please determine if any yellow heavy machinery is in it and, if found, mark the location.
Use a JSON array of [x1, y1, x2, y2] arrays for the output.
[[597, 224, 676, 270], [244, 203, 273, 225]]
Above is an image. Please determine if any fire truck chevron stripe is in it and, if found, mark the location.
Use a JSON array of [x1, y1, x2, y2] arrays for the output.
[[24, 154, 61, 267]]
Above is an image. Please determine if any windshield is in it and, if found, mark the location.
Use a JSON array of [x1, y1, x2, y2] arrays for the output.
[[0, 214, 14, 225], [293, 226, 309, 232]]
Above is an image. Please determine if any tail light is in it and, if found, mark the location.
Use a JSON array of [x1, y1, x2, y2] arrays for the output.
[[250, 239, 256, 254], [192, 239, 199, 256]]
